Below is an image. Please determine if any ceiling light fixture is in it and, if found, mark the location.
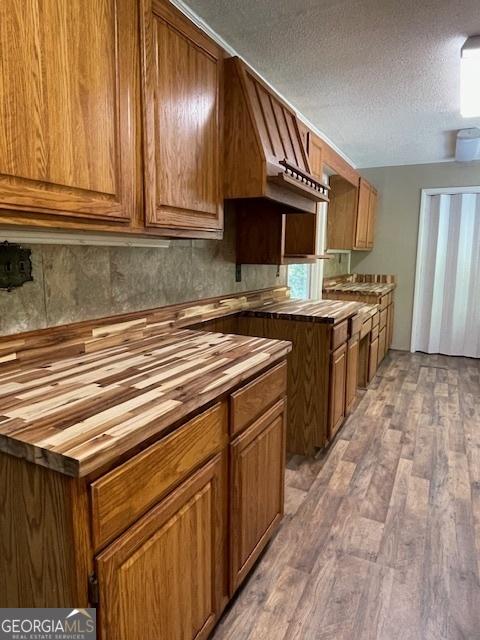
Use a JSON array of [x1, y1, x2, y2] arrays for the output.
[[461, 36, 480, 117]]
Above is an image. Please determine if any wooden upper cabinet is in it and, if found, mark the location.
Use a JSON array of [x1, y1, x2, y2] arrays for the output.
[[141, 0, 223, 233], [366, 186, 378, 249], [354, 178, 371, 249], [0, 0, 136, 223], [327, 175, 358, 250], [97, 454, 227, 640], [308, 134, 323, 180], [328, 176, 378, 251]]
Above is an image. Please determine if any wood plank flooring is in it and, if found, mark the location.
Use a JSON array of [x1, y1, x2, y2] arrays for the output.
[[212, 351, 480, 640]]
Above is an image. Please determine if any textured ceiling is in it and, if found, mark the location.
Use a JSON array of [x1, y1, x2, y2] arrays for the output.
[[182, 0, 480, 167]]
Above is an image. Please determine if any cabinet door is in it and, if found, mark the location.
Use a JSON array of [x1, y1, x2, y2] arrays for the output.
[[387, 302, 394, 348], [354, 179, 370, 249], [366, 187, 377, 249], [378, 327, 387, 365], [308, 134, 323, 180], [141, 0, 223, 233], [230, 399, 286, 593], [0, 0, 136, 223], [328, 342, 347, 440], [97, 454, 227, 640], [368, 337, 379, 381], [345, 335, 359, 414]]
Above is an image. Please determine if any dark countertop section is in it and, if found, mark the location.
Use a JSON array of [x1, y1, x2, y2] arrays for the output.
[[244, 298, 366, 325]]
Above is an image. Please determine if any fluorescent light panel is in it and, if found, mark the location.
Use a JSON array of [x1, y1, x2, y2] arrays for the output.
[[461, 36, 480, 118]]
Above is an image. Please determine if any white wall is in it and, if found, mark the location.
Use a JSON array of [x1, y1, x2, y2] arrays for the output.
[[350, 161, 480, 350]]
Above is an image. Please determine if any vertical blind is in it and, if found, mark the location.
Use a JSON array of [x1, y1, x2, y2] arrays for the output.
[[413, 192, 480, 357]]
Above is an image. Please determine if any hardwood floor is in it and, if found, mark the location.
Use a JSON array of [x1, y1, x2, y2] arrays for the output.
[[212, 350, 480, 640]]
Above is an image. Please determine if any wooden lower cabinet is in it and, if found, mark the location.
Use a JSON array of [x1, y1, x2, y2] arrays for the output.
[[378, 327, 387, 365], [0, 361, 288, 640], [97, 454, 227, 640], [345, 334, 360, 414], [387, 302, 394, 348], [328, 343, 347, 439], [230, 399, 286, 592], [369, 337, 379, 380]]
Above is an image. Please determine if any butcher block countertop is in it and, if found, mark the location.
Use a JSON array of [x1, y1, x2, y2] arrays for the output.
[[354, 302, 380, 320], [245, 298, 365, 325], [0, 329, 291, 477], [322, 282, 395, 296]]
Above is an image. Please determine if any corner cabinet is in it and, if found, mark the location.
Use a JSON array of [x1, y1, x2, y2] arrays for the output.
[[0, 0, 137, 224], [140, 0, 224, 235]]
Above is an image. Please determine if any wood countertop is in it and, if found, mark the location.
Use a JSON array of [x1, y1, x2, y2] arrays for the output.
[[354, 302, 380, 320], [322, 282, 395, 296], [244, 298, 365, 325], [0, 329, 291, 478]]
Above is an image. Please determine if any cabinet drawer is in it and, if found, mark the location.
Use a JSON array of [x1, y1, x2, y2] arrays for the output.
[[360, 317, 372, 340], [349, 314, 362, 338], [380, 309, 388, 329], [372, 311, 380, 328], [230, 361, 287, 436], [91, 402, 227, 551], [331, 320, 348, 351], [380, 295, 389, 310], [371, 324, 379, 341]]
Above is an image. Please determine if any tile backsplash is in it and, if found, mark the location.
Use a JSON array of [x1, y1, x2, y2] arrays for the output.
[[323, 252, 351, 279], [0, 211, 286, 336]]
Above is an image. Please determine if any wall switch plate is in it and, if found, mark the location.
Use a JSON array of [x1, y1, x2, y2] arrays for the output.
[[0, 241, 33, 291]]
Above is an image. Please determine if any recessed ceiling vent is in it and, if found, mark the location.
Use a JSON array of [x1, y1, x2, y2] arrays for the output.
[[455, 128, 480, 162]]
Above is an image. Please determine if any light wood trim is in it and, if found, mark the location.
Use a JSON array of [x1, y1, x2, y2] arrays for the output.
[[230, 361, 287, 436], [91, 403, 227, 551]]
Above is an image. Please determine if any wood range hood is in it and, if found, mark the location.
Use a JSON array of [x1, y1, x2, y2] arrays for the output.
[[224, 57, 329, 215]]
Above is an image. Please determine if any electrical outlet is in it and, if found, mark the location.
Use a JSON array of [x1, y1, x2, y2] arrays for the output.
[[0, 241, 33, 291]]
